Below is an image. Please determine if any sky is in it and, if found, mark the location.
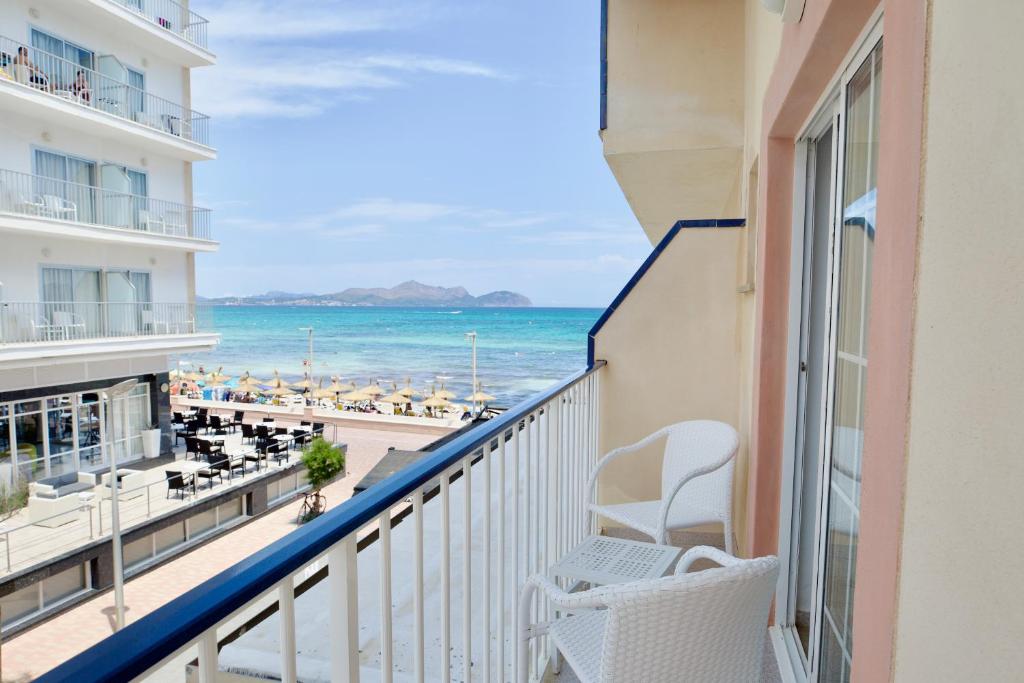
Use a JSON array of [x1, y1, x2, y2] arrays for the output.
[[190, 0, 650, 308]]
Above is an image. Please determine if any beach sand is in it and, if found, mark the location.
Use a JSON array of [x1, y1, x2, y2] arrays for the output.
[[0, 422, 443, 681]]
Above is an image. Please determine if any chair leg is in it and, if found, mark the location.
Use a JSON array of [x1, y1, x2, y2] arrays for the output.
[[724, 518, 734, 556]]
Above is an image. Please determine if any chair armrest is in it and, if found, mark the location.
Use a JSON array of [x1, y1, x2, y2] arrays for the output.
[[655, 448, 736, 544], [520, 573, 616, 612], [674, 545, 742, 575], [586, 426, 672, 505]]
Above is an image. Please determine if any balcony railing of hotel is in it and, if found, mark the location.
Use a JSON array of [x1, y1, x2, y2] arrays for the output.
[[40, 364, 603, 682], [0, 302, 212, 344], [0, 36, 211, 146], [107, 0, 211, 50], [0, 168, 212, 240]]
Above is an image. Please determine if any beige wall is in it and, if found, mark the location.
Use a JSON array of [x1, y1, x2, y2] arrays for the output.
[[592, 228, 749, 543], [603, 0, 747, 243], [893, 1, 1024, 679]]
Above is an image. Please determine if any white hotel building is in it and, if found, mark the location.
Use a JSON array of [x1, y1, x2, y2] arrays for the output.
[[0, 0, 218, 486]]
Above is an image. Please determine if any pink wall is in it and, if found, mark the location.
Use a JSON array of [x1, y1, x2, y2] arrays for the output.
[[747, 1, 928, 682]]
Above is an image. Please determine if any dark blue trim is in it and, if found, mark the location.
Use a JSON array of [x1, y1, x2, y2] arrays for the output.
[[599, 0, 608, 131], [38, 361, 606, 683], [587, 218, 745, 367]]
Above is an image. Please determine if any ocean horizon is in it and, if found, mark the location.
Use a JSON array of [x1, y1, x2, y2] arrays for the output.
[[184, 305, 602, 407]]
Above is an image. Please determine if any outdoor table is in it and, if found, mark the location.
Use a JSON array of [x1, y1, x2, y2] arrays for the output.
[[549, 534, 682, 587]]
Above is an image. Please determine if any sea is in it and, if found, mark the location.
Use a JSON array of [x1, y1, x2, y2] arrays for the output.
[[185, 306, 602, 408]]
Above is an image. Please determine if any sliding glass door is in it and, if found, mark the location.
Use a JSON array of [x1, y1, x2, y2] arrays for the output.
[[780, 34, 882, 683]]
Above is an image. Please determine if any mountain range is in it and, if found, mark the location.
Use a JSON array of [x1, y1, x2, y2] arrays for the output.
[[198, 281, 532, 307]]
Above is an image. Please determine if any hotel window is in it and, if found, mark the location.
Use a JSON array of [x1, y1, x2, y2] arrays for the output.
[[33, 149, 98, 223], [29, 29, 94, 92]]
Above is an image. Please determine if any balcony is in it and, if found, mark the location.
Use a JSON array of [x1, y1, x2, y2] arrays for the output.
[[38, 365, 603, 681], [0, 301, 218, 366], [70, 0, 215, 67], [0, 36, 214, 160], [0, 168, 215, 249]]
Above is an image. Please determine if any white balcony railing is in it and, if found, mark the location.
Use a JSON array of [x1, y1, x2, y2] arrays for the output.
[[0, 301, 212, 344], [39, 364, 603, 682], [0, 36, 211, 146], [107, 0, 211, 51], [0, 169, 212, 241]]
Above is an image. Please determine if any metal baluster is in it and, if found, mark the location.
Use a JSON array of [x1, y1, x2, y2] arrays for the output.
[[328, 535, 359, 682], [462, 456, 472, 683], [522, 412, 532, 681], [197, 630, 218, 683], [483, 442, 492, 681], [497, 429, 507, 682], [380, 513, 393, 683], [511, 422, 521, 683], [441, 468, 452, 683], [413, 490, 425, 683], [279, 579, 297, 683]]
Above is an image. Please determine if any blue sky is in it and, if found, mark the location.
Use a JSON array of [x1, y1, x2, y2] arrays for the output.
[[191, 0, 649, 307]]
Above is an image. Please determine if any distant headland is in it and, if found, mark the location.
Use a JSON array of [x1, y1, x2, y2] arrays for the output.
[[198, 280, 532, 307]]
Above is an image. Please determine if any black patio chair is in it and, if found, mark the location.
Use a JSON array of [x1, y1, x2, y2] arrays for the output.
[[312, 422, 325, 436], [194, 413, 209, 434], [166, 470, 195, 499], [241, 423, 256, 444], [194, 462, 222, 489], [243, 449, 267, 472], [198, 439, 223, 460], [175, 420, 198, 445], [292, 429, 311, 448], [255, 424, 272, 441], [185, 436, 202, 460]]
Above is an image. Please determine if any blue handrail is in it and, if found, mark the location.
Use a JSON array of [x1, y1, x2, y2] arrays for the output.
[[39, 361, 605, 682]]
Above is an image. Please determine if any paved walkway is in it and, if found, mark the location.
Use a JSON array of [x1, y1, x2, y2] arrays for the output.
[[0, 425, 439, 681]]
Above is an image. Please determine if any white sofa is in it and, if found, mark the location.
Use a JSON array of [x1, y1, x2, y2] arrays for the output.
[[99, 469, 147, 500], [28, 472, 97, 528]]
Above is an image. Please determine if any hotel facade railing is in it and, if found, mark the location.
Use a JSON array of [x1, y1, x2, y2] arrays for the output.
[[0, 35, 212, 146], [39, 363, 604, 682], [0, 302, 213, 344], [0, 168, 213, 240], [106, 0, 211, 50]]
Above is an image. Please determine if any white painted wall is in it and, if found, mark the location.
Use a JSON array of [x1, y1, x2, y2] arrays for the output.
[[0, 231, 191, 303], [0, 0, 187, 110], [0, 108, 187, 204]]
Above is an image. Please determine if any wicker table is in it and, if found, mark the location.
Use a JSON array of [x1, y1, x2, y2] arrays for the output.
[[550, 534, 682, 586]]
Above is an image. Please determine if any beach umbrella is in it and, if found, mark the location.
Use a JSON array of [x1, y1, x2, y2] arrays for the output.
[[397, 378, 419, 398], [423, 395, 450, 409], [329, 377, 356, 393], [263, 371, 293, 396], [340, 389, 372, 402], [311, 378, 341, 400], [182, 370, 204, 382], [358, 381, 386, 397], [206, 366, 231, 384], [381, 392, 412, 405], [434, 383, 457, 400], [291, 373, 316, 391], [466, 389, 496, 403], [236, 372, 264, 393], [169, 369, 182, 380]]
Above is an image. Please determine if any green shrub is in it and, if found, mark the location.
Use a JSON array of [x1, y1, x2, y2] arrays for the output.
[[301, 438, 345, 493]]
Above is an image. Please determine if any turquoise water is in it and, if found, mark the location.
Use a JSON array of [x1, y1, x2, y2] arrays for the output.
[[186, 307, 601, 407]]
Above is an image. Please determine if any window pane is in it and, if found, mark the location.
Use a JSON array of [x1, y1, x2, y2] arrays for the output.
[[818, 41, 881, 682], [42, 564, 87, 607]]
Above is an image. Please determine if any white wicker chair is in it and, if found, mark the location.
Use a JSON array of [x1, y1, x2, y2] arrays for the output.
[[587, 420, 739, 553], [518, 547, 779, 683]]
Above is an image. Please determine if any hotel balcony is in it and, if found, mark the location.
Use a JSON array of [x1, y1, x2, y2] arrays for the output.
[[0, 168, 215, 250], [0, 301, 219, 368], [0, 36, 215, 161], [56, 0, 214, 67]]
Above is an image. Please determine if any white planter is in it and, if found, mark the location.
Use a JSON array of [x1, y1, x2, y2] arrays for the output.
[[141, 428, 162, 459]]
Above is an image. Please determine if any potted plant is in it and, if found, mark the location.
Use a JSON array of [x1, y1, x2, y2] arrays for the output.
[[298, 438, 345, 523]]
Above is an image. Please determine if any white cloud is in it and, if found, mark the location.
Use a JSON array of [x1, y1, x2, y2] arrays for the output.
[[328, 198, 464, 222], [191, 1, 509, 118]]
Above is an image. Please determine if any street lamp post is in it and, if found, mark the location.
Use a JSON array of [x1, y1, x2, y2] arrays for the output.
[[299, 327, 314, 404], [100, 378, 138, 631], [465, 331, 477, 417]]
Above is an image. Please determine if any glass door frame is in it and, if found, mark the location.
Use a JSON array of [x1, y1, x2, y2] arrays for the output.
[[772, 15, 883, 683]]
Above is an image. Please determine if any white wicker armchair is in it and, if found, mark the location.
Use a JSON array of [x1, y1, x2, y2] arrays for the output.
[[587, 420, 739, 553], [518, 547, 779, 683]]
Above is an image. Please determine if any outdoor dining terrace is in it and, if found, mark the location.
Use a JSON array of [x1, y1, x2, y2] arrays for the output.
[[39, 363, 781, 682], [0, 413, 320, 582]]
